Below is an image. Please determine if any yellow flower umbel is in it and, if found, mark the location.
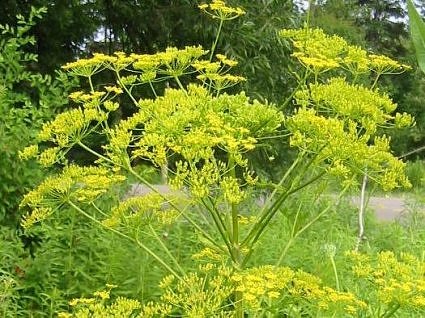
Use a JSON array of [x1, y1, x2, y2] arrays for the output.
[[103, 192, 188, 229], [20, 165, 125, 228], [105, 84, 282, 201], [280, 28, 348, 73], [194, 54, 246, 91], [286, 107, 411, 191], [280, 27, 410, 77], [199, 0, 245, 20], [59, 285, 143, 318], [232, 265, 366, 316], [295, 77, 414, 135], [134, 265, 234, 317], [283, 27, 413, 191], [346, 251, 425, 315]]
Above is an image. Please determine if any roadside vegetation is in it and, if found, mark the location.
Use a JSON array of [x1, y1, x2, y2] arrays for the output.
[[2, 1, 425, 317]]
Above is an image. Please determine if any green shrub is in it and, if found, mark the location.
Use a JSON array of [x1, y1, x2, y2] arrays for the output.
[[0, 7, 76, 225]]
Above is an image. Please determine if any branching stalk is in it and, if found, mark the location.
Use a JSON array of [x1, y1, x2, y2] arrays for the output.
[[148, 224, 186, 276], [275, 185, 349, 266], [67, 200, 182, 279], [210, 18, 224, 61]]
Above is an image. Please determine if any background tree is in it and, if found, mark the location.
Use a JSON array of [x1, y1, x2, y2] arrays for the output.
[[0, 0, 100, 73]]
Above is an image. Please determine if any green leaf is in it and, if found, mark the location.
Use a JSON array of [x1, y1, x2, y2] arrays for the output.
[[408, 0, 425, 74]]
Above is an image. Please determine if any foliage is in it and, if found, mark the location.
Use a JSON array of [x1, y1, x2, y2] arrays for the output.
[[310, 0, 365, 48], [0, 7, 76, 225], [0, 0, 101, 73], [404, 160, 425, 191], [0, 1, 299, 105], [356, 0, 407, 57], [408, 0, 425, 74], [0, 227, 27, 317]]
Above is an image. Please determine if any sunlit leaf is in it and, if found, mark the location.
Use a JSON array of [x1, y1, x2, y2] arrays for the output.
[[407, 0, 425, 74]]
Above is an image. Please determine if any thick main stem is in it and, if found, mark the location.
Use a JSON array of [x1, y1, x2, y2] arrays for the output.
[[228, 156, 243, 318], [232, 198, 243, 318]]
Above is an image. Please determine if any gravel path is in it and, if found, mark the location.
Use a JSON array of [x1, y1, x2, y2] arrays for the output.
[[350, 196, 415, 221]]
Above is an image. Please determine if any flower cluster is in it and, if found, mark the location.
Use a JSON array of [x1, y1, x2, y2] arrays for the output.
[[60, 266, 233, 317], [58, 285, 143, 318], [346, 251, 425, 312], [232, 265, 366, 315], [194, 58, 246, 91], [24, 47, 248, 169], [103, 191, 187, 228], [283, 27, 413, 191], [63, 46, 207, 77], [280, 28, 347, 72], [192, 247, 226, 262], [104, 84, 281, 201], [20, 165, 125, 228], [295, 77, 400, 133], [158, 267, 234, 317], [19, 88, 118, 167], [198, 0, 245, 21], [286, 107, 411, 190], [280, 27, 410, 75]]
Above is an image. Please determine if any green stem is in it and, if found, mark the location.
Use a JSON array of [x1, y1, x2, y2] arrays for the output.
[[210, 18, 224, 61], [148, 224, 185, 276], [200, 198, 234, 261], [381, 304, 401, 318], [91, 202, 109, 217], [242, 169, 323, 254], [67, 200, 182, 280], [227, 155, 241, 266], [306, 0, 314, 28], [115, 71, 140, 108], [281, 70, 311, 109], [173, 76, 187, 94], [148, 81, 158, 98], [228, 155, 243, 318], [286, 171, 326, 196], [245, 192, 291, 252], [276, 205, 330, 266], [241, 151, 305, 247], [88, 75, 95, 92], [275, 203, 302, 266], [206, 197, 230, 237], [371, 72, 381, 90], [77, 141, 114, 165], [127, 166, 225, 253], [329, 255, 340, 291], [275, 185, 349, 266]]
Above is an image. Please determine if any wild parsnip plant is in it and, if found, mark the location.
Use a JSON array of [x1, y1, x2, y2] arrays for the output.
[[19, 0, 415, 316]]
